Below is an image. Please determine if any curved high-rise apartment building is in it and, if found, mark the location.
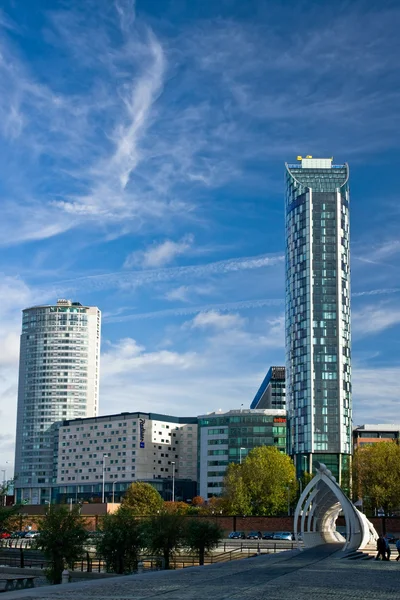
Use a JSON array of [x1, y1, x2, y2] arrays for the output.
[[285, 157, 351, 486], [14, 299, 101, 504]]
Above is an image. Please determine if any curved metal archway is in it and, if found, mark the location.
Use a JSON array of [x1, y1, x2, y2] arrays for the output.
[[294, 462, 377, 552]]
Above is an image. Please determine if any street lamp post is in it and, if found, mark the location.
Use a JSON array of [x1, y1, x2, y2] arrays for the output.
[[102, 454, 108, 504], [1, 470, 6, 507], [112, 480, 119, 504], [171, 462, 175, 502], [1, 462, 9, 507], [287, 481, 293, 516], [239, 447, 245, 465]]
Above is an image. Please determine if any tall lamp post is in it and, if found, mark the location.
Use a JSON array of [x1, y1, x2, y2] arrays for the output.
[[239, 447, 245, 465], [102, 454, 108, 504], [112, 480, 119, 504], [171, 461, 175, 502], [1, 470, 6, 507], [1, 462, 9, 507]]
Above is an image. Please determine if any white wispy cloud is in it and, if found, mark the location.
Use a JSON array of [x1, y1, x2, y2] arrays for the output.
[[101, 337, 198, 377], [47, 253, 284, 295], [353, 366, 400, 424], [191, 310, 244, 330], [124, 235, 194, 269], [352, 303, 400, 336], [353, 288, 400, 298], [103, 298, 283, 323], [164, 283, 214, 303]]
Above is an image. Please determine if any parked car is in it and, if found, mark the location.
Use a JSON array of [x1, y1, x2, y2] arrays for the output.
[[11, 531, 26, 539], [263, 532, 275, 539], [272, 532, 293, 541], [24, 531, 40, 539], [247, 531, 261, 539], [228, 531, 246, 539], [0, 532, 11, 539]]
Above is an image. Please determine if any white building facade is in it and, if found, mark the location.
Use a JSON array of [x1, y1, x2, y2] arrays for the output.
[[14, 299, 101, 504], [52, 412, 197, 503]]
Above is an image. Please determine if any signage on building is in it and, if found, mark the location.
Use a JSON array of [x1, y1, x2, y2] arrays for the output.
[[139, 418, 146, 448], [273, 417, 286, 423]]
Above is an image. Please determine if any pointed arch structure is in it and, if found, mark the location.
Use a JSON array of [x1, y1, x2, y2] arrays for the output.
[[294, 462, 377, 552]]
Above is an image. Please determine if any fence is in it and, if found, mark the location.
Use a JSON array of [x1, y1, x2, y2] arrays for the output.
[[0, 540, 295, 573]]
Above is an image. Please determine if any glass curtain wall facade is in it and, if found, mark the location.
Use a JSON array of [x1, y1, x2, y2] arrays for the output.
[[285, 157, 351, 485], [14, 300, 101, 504], [250, 366, 286, 409], [198, 409, 287, 498]]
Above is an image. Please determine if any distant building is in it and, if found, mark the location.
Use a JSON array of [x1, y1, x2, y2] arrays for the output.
[[53, 411, 197, 503], [198, 409, 287, 499], [353, 424, 400, 449], [14, 299, 101, 505], [285, 157, 351, 485], [250, 366, 286, 410]]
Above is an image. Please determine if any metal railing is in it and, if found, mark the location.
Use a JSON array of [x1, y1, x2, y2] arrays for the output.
[[0, 540, 296, 573]]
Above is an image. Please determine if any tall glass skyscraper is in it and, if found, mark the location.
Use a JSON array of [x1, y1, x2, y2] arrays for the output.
[[14, 299, 101, 504], [285, 157, 351, 486]]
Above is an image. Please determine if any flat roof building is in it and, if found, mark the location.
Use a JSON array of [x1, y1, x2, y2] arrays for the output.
[[285, 157, 351, 486], [53, 411, 197, 503], [198, 409, 287, 499], [353, 424, 400, 449]]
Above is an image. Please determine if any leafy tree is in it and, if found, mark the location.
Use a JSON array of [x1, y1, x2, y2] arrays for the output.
[[96, 506, 142, 574], [0, 505, 21, 531], [223, 446, 296, 516], [36, 505, 88, 584], [163, 501, 190, 515], [184, 519, 224, 565], [222, 465, 252, 515], [353, 442, 400, 514], [191, 496, 205, 507], [142, 513, 185, 569], [122, 482, 164, 515]]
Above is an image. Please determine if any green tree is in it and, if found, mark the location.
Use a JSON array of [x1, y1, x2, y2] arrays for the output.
[[223, 446, 296, 516], [36, 505, 88, 584], [353, 442, 400, 514], [121, 482, 163, 515], [96, 506, 142, 574], [142, 513, 184, 569], [163, 501, 191, 514], [0, 504, 21, 531], [184, 519, 224, 565], [222, 465, 252, 515]]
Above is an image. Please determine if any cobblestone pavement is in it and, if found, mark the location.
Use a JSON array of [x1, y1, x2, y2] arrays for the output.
[[2, 545, 400, 600]]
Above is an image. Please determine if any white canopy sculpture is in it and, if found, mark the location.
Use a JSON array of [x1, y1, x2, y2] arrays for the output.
[[294, 462, 377, 552]]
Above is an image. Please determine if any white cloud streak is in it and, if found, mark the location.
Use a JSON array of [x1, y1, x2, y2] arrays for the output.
[[46, 253, 284, 296], [124, 235, 194, 269], [352, 303, 400, 336], [104, 298, 283, 323]]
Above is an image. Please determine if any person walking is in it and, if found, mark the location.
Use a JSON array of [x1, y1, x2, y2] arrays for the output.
[[376, 535, 387, 560], [395, 538, 400, 561], [385, 537, 391, 560]]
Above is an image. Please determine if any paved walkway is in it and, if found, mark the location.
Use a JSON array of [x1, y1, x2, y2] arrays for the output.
[[2, 545, 400, 600]]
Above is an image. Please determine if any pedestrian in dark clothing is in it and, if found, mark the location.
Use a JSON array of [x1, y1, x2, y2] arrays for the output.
[[395, 539, 400, 561], [385, 537, 391, 561], [376, 535, 387, 560]]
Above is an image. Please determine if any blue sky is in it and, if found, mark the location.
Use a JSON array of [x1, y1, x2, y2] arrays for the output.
[[1, 0, 400, 469]]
